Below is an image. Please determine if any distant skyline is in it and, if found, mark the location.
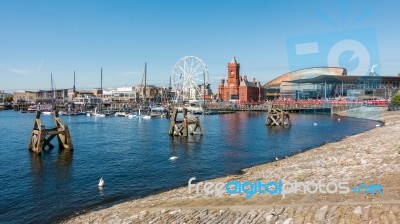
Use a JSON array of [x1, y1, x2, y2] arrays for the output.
[[0, 0, 399, 92]]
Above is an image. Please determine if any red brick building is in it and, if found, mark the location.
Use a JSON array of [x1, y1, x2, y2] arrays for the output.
[[218, 57, 264, 102]]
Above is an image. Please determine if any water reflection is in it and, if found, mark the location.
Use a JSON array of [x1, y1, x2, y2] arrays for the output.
[[220, 113, 247, 148], [56, 150, 73, 179], [29, 150, 74, 183], [266, 125, 292, 135], [29, 152, 43, 176], [169, 135, 203, 151]]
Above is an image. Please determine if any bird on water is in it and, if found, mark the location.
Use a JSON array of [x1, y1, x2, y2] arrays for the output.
[[169, 156, 178, 161], [98, 177, 104, 187]]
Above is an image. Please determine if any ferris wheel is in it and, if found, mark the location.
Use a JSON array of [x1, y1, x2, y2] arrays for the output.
[[172, 56, 209, 102]]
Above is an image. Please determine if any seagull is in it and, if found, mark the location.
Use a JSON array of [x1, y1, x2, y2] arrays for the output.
[[376, 124, 380, 127], [275, 157, 279, 161], [314, 123, 318, 126], [338, 118, 341, 121], [169, 156, 178, 161], [98, 177, 104, 187]]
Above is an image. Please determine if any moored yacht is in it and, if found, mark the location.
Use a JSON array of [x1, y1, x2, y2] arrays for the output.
[[115, 111, 129, 117]]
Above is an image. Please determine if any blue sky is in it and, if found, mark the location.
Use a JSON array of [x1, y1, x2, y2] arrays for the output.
[[0, 0, 399, 92]]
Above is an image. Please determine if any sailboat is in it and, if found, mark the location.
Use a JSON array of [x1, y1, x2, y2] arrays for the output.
[[91, 107, 106, 117], [139, 62, 152, 119], [42, 73, 56, 115], [88, 68, 107, 117]]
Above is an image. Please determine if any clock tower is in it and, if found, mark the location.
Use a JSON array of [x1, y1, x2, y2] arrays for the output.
[[227, 56, 240, 87]]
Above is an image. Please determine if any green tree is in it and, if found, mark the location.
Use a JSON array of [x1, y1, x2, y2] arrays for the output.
[[391, 94, 400, 105], [4, 95, 13, 103]]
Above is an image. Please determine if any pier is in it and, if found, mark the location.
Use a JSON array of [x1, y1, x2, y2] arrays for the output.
[[206, 99, 388, 114]]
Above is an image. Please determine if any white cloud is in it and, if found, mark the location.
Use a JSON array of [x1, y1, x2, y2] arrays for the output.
[[9, 69, 30, 76]]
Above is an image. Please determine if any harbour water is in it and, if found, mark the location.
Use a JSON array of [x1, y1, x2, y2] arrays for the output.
[[0, 110, 380, 223]]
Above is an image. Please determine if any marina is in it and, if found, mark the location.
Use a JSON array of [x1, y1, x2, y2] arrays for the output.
[[0, 110, 380, 223]]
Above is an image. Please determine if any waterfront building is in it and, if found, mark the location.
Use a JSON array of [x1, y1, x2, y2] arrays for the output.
[[264, 67, 346, 100], [102, 88, 114, 103], [13, 90, 38, 104], [199, 84, 213, 100], [92, 88, 103, 98], [73, 90, 102, 105], [264, 67, 400, 100], [159, 87, 176, 103], [134, 85, 161, 102], [218, 57, 264, 102], [36, 88, 71, 104], [184, 84, 213, 102], [113, 87, 139, 103]]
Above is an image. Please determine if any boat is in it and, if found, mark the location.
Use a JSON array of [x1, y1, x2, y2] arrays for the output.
[[142, 115, 151, 119], [185, 102, 205, 114], [60, 111, 83, 116], [138, 62, 153, 117], [186, 106, 204, 114], [87, 108, 106, 117], [127, 110, 139, 118], [42, 111, 52, 115], [93, 113, 106, 117], [149, 106, 167, 118], [128, 114, 138, 118], [27, 105, 37, 112], [88, 68, 107, 117], [115, 111, 129, 117], [90, 111, 106, 117]]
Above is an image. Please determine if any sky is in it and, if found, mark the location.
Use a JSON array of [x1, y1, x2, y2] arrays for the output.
[[0, 0, 399, 92]]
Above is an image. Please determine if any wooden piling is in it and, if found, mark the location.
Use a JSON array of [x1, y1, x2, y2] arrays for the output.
[[266, 106, 292, 127], [29, 110, 73, 154], [168, 107, 203, 136], [168, 108, 178, 135]]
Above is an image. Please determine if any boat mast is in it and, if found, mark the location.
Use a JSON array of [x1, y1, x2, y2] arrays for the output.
[[144, 62, 147, 102], [203, 71, 206, 109], [100, 67, 103, 112], [51, 73, 55, 109], [73, 70, 76, 93]]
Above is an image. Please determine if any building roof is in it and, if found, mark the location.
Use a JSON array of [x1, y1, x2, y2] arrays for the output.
[[285, 75, 400, 84], [230, 56, 237, 64], [240, 80, 262, 88], [264, 67, 347, 88], [14, 90, 39, 93]]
